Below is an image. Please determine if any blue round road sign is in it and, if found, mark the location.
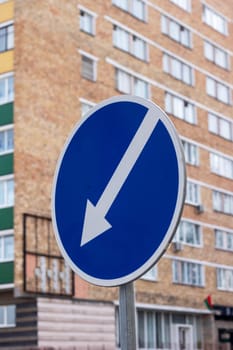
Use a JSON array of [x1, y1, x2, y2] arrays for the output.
[[52, 96, 186, 286]]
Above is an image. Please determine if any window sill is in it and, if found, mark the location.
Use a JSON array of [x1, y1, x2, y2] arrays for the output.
[[0, 324, 15, 328], [80, 29, 95, 37]]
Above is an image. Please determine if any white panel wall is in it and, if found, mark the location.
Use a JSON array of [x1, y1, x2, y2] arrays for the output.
[[37, 298, 116, 349]]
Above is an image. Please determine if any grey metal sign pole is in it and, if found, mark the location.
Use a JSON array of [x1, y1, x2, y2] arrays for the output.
[[119, 282, 137, 350]]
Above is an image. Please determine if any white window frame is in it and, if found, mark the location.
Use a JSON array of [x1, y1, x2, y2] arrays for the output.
[[78, 5, 97, 36], [163, 53, 194, 86], [204, 41, 229, 70], [215, 229, 233, 252], [165, 93, 196, 125], [210, 152, 233, 180], [161, 15, 192, 48], [0, 175, 14, 208], [185, 181, 200, 206], [0, 125, 14, 155], [0, 304, 16, 328], [0, 230, 14, 262], [79, 50, 98, 82], [137, 310, 171, 348], [206, 77, 231, 105], [141, 265, 157, 281], [0, 21, 14, 52], [0, 73, 14, 106], [202, 5, 228, 35], [115, 68, 150, 99], [182, 140, 199, 166], [113, 25, 148, 61], [217, 268, 233, 291], [112, 0, 147, 22], [174, 220, 202, 247], [172, 260, 204, 286], [79, 98, 95, 118], [208, 113, 233, 141], [213, 190, 233, 215], [169, 0, 191, 12]]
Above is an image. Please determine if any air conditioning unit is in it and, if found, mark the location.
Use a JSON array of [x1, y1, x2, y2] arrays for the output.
[[196, 204, 204, 214], [172, 242, 183, 252]]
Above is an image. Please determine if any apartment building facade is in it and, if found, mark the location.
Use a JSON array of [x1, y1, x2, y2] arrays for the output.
[[0, 0, 233, 348]]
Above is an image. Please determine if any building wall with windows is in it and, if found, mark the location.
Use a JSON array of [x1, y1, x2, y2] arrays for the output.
[[0, 0, 16, 345], [0, 0, 232, 348], [0, 0, 14, 293]]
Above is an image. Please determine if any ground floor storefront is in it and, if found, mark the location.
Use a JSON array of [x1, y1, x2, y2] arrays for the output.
[[1, 293, 233, 349]]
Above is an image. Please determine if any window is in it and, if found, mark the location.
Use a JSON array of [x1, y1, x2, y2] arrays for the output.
[[182, 141, 199, 165], [185, 181, 200, 205], [113, 25, 148, 61], [217, 268, 233, 291], [165, 93, 196, 124], [141, 265, 157, 281], [137, 310, 171, 348], [173, 260, 204, 286], [215, 229, 233, 251], [134, 310, 203, 350], [163, 54, 194, 86], [213, 190, 233, 215], [81, 102, 92, 116], [174, 220, 201, 246], [79, 7, 96, 35], [203, 5, 227, 35], [208, 113, 232, 141], [0, 23, 14, 52], [161, 16, 192, 48], [210, 152, 233, 179], [80, 99, 95, 117], [81, 56, 95, 81], [0, 231, 14, 262], [0, 305, 16, 327], [0, 176, 14, 208], [0, 74, 14, 105], [112, 0, 146, 21], [204, 41, 229, 69], [116, 69, 149, 98], [80, 52, 97, 81], [0, 127, 13, 155], [206, 77, 231, 105], [113, 0, 128, 11], [170, 0, 191, 11]]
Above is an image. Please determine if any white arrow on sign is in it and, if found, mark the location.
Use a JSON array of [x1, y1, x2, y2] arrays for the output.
[[80, 108, 159, 247]]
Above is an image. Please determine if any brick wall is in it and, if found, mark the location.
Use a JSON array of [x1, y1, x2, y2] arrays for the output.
[[13, 0, 233, 316]]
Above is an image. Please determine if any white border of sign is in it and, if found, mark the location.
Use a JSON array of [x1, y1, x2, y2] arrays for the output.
[[52, 95, 186, 287]]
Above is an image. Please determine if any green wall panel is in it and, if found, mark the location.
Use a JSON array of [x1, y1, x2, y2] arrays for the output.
[[0, 261, 14, 284], [0, 207, 13, 230], [0, 102, 13, 126], [0, 153, 13, 175]]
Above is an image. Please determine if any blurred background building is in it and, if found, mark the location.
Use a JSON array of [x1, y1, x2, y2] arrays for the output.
[[0, 0, 233, 348]]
